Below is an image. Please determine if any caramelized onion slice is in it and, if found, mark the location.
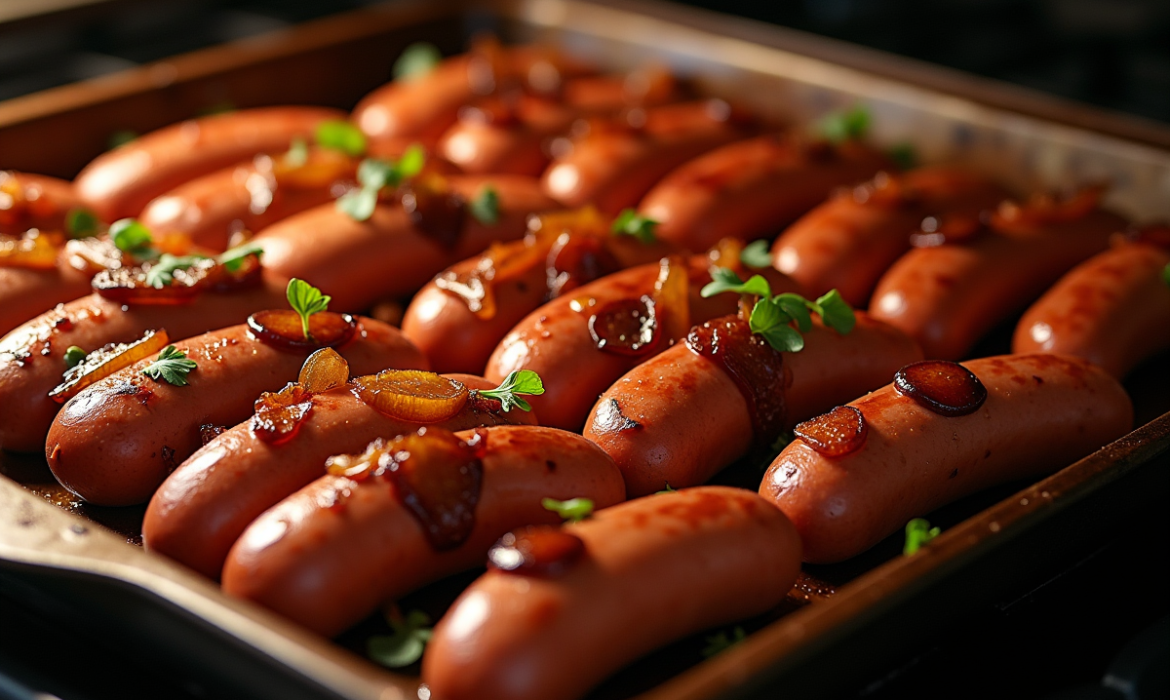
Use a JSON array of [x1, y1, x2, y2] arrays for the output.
[[994, 184, 1104, 227], [299, 347, 350, 393], [251, 383, 314, 445], [272, 147, 357, 189], [894, 360, 987, 417], [49, 328, 169, 403], [65, 237, 123, 274], [546, 231, 620, 297], [92, 258, 216, 305], [247, 310, 357, 350], [488, 526, 585, 578], [350, 369, 469, 423], [652, 255, 690, 343], [794, 405, 867, 457], [400, 173, 466, 250], [0, 230, 63, 270], [588, 295, 659, 356]]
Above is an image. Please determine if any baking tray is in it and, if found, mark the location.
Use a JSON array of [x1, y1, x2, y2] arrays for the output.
[[1, 1, 1169, 698]]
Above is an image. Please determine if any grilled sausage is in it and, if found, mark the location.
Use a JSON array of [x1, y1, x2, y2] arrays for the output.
[[436, 95, 578, 176]]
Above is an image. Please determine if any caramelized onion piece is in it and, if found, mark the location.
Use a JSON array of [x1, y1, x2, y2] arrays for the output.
[[653, 255, 690, 343], [547, 232, 620, 297], [529, 207, 607, 239], [488, 525, 585, 578], [707, 237, 744, 271], [351, 369, 469, 423], [894, 360, 987, 417], [247, 310, 357, 350], [92, 258, 217, 305], [272, 147, 356, 189], [794, 405, 868, 457], [993, 184, 1104, 227], [299, 347, 350, 393], [400, 173, 466, 250], [251, 383, 314, 445], [386, 427, 486, 550], [49, 329, 169, 403], [435, 237, 549, 319], [65, 237, 124, 274], [589, 295, 658, 356], [0, 230, 63, 270], [0, 173, 31, 228]]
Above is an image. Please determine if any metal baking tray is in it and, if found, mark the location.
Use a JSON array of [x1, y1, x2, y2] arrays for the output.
[[1, 1, 1168, 698]]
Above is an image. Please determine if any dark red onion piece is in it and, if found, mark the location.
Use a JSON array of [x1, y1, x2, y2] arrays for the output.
[[588, 295, 658, 356], [894, 360, 987, 417], [794, 405, 868, 457], [487, 526, 585, 578]]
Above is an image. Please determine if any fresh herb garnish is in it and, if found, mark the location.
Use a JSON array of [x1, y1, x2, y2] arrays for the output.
[[739, 239, 772, 269], [217, 241, 264, 273], [142, 345, 198, 386], [336, 146, 427, 221], [476, 369, 544, 412], [393, 42, 442, 81], [541, 497, 594, 523], [889, 142, 917, 171], [611, 209, 658, 244], [903, 518, 941, 556], [700, 268, 771, 298], [818, 105, 870, 144], [367, 608, 433, 668], [657, 483, 676, 494], [63, 346, 87, 369], [315, 120, 367, 157], [286, 278, 330, 341], [701, 626, 746, 658], [109, 218, 155, 258], [284, 137, 309, 168], [65, 208, 100, 239], [146, 254, 210, 288], [469, 185, 500, 226]]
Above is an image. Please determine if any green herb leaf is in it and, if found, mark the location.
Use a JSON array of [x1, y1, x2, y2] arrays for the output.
[[217, 242, 264, 273], [470, 186, 500, 226], [110, 218, 154, 256], [63, 346, 87, 369], [336, 187, 379, 221], [888, 142, 916, 171], [477, 369, 544, 412], [657, 483, 676, 494], [903, 518, 941, 556], [337, 150, 427, 222], [145, 254, 210, 289], [700, 268, 772, 299], [142, 345, 198, 386], [611, 209, 658, 244], [749, 298, 805, 353], [772, 293, 813, 332], [393, 42, 442, 81], [108, 129, 138, 149], [65, 208, 100, 239], [286, 278, 330, 341], [368, 609, 433, 668], [315, 120, 367, 157], [811, 289, 856, 334], [701, 626, 746, 658], [541, 497, 594, 523], [284, 137, 309, 168], [395, 144, 426, 181], [818, 105, 870, 144], [739, 239, 772, 269]]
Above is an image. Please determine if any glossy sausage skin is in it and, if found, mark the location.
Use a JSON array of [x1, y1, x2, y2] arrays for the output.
[[639, 136, 891, 250], [485, 258, 801, 431], [541, 100, 748, 215], [222, 425, 626, 636], [0, 282, 287, 453], [254, 175, 556, 310], [869, 207, 1126, 359], [142, 374, 536, 579], [75, 107, 345, 221], [0, 171, 82, 235], [422, 486, 801, 700], [585, 314, 923, 497], [45, 317, 426, 506], [1012, 242, 1170, 378], [437, 95, 578, 176], [760, 354, 1133, 563], [771, 167, 1011, 306]]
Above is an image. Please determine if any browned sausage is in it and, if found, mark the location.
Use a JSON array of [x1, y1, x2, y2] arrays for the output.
[[437, 95, 578, 176], [422, 486, 801, 700], [222, 425, 626, 636], [760, 354, 1133, 563], [0, 171, 81, 235]]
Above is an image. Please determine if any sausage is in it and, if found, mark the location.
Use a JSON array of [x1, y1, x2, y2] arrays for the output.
[[771, 167, 1011, 306], [421, 486, 802, 700], [0, 263, 92, 338], [0, 282, 287, 453], [45, 316, 427, 506], [759, 354, 1133, 563], [868, 201, 1126, 359], [253, 175, 557, 310], [436, 95, 578, 176], [638, 135, 892, 250], [560, 66, 681, 113], [541, 100, 750, 215], [584, 313, 922, 497], [75, 107, 346, 221], [484, 256, 801, 431], [0, 171, 82, 235], [142, 374, 536, 579], [1012, 241, 1170, 378], [222, 425, 626, 636], [139, 149, 356, 252]]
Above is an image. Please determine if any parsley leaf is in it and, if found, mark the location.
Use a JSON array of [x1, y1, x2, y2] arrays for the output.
[[142, 345, 198, 386], [315, 120, 367, 157], [476, 369, 544, 412], [818, 105, 871, 144], [772, 292, 813, 332], [284, 137, 309, 167], [110, 218, 154, 257], [470, 185, 500, 226], [368, 609, 433, 668], [903, 518, 941, 556], [65, 208, 100, 239], [739, 239, 772, 269], [541, 497, 594, 523], [63, 346, 87, 369], [749, 298, 805, 352], [217, 241, 264, 273], [286, 278, 330, 341], [336, 147, 426, 221], [810, 289, 856, 334], [700, 268, 772, 299], [145, 254, 210, 288], [393, 42, 442, 81], [611, 209, 658, 243], [701, 626, 746, 658], [396, 144, 426, 181]]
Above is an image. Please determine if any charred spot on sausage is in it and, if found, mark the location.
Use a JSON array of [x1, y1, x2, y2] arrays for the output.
[[594, 398, 642, 433]]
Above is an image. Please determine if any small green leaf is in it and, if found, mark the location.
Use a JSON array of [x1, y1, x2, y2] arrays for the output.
[[108, 129, 138, 149], [110, 219, 153, 255], [395, 144, 426, 181], [393, 42, 442, 81], [469, 185, 500, 226], [812, 289, 856, 334], [818, 105, 871, 144], [65, 208, 100, 239], [217, 242, 264, 273], [336, 187, 379, 222], [701, 626, 746, 658], [284, 137, 309, 168], [145, 254, 209, 289], [773, 293, 813, 333], [477, 369, 544, 412], [63, 346, 87, 369], [541, 497, 594, 523], [657, 483, 677, 495], [749, 298, 804, 353], [888, 142, 916, 171], [367, 609, 433, 668], [315, 120, 367, 157], [357, 158, 395, 191], [286, 278, 330, 340], [739, 239, 772, 269], [903, 518, 941, 556], [141, 345, 198, 386], [700, 269, 772, 299], [611, 209, 658, 244]]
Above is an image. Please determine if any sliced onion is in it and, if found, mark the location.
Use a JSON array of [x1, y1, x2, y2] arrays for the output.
[[350, 369, 469, 423], [247, 310, 357, 350], [298, 347, 350, 393], [49, 328, 169, 403]]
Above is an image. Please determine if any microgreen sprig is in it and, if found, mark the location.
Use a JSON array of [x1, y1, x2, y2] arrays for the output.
[[367, 608, 433, 668], [612, 209, 658, 244], [286, 278, 330, 341], [142, 345, 198, 386], [818, 105, 871, 144], [284, 137, 309, 167], [145, 254, 208, 288], [315, 120, 367, 157], [903, 518, 941, 556], [475, 369, 544, 412], [739, 239, 772, 268], [109, 218, 156, 259], [542, 497, 594, 523], [217, 241, 264, 272], [470, 185, 500, 226], [336, 145, 426, 221], [65, 208, 100, 239], [393, 42, 442, 81]]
